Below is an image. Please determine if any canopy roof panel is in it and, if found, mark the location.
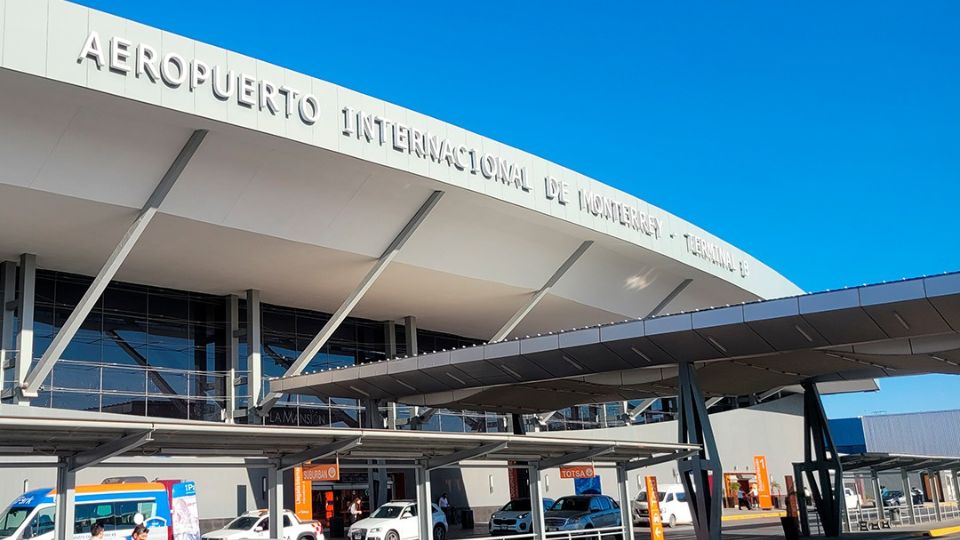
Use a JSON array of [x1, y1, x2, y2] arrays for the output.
[[273, 273, 960, 412]]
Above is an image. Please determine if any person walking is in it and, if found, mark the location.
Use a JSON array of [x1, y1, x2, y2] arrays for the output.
[[438, 493, 451, 523], [348, 496, 362, 525], [750, 486, 759, 509], [737, 487, 749, 510]]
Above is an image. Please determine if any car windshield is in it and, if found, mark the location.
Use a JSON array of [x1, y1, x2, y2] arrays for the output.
[[371, 506, 406, 519], [0, 507, 33, 537], [550, 498, 590, 512], [226, 516, 262, 530], [501, 500, 531, 512], [636, 492, 666, 502]]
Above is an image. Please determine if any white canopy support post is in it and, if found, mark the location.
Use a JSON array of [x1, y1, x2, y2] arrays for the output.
[[425, 442, 508, 471], [54, 458, 76, 540], [624, 450, 700, 472], [21, 130, 208, 398], [267, 464, 283, 540], [489, 241, 592, 343], [538, 446, 615, 470], [528, 464, 547, 540], [225, 294, 240, 423], [246, 289, 263, 424], [258, 191, 443, 414], [416, 465, 434, 540], [278, 437, 362, 471], [617, 464, 635, 540], [0, 261, 15, 397]]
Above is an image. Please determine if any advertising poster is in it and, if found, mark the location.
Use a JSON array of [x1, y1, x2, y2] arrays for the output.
[[171, 482, 200, 540], [753, 455, 773, 509], [294, 466, 313, 521]]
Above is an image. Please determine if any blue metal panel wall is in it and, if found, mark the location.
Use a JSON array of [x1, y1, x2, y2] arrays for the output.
[[828, 418, 867, 454], [862, 410, 960, 456]]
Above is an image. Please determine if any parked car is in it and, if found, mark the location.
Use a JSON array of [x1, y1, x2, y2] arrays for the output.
[[543, 495, 621, 532], [843, 488, 862, 510], [347, 501, 447, 540], [202, 509, 323, 540], [488, 498, 554, 535], [882, 490, 906, 507], [633, 484, 691, 528]]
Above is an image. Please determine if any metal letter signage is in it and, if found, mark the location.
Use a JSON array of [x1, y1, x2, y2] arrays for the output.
[[76, 31, 321, 125], [302, 463, 341, 482], [559, 465, 596, 479], [645, 476, 664, 540]]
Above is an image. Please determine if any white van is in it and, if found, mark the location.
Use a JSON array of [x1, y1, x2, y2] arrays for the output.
[[632, 484, 692, 528]]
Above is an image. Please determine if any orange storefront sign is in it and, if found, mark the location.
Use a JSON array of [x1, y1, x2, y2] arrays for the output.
[[559, 465, 596, 479], [753, 455, 773, 509], [303, 463, 341, 482], [293, 466, 313, 521], [645, 476, 664, 540]]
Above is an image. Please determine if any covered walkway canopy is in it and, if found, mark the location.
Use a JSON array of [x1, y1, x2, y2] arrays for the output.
[[841, 453, 960, 473], [272, 272, 960, 412]]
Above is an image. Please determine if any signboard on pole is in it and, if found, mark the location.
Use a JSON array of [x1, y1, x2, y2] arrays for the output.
[[303, 463, 340, 482], [560, 465, 596, 479], [754, 455, 773, 509], [171, 481, 200, 540], [645, 476, 664, 540], [294, 466, 313, 521]]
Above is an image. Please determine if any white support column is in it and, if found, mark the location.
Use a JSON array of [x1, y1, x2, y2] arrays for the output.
[[617, 464, 635, 540], [873, 471, 885, 519], [489, 241, 592, 343], [0, 261, 16, 396], [528, 464, 546, 540], [903, 471, 917, 524], [247, 289, 263, 423], [404, 316, 418, 356], [268, 465, 283, 540], [952, 471, 960, 509], [416, 466, 434, 540], [21, 130, 207, 398], [931, 472, 942, 521], [259, 192, 443, 413], [226, 295, 240, 423], [54, 459, 76, 540], [13, 253, 35, 405]]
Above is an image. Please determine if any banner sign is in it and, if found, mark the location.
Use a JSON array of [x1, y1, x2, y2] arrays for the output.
[[294, 466, 313, 521], [171, 481, 200, 540], [303, 463, 340, 482], [645, 476, 664, 540], [753, 455, 773, 509], [559, 465, 596, 479]]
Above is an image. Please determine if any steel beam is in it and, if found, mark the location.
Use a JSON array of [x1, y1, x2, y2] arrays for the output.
[[489, 240, 593, 343], [426, 442, 508, 471], [645, 278, 693, 318], [54, 458, 76, 540], [278, 437, 362, 471], [705, 396, 724, 409], [22, 130, 207, 397], [538, 445, 614, 470], [69, 430, 153, 471], [624, 450, 699, 472], [259, 191, 443, 413], [624, 397, 659, 422], [801, 380, 843, 537], [677, 361, 722, 540], [12, 254, 35, 404]]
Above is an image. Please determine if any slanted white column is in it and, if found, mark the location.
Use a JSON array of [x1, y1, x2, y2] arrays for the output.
[[13, 253, 35, 405], [247, 289, 262, 424], [903, 471, 917, 524], [931, 472, 943, 521], [21, 130, 207, 399], [0, 261, 16, 396]]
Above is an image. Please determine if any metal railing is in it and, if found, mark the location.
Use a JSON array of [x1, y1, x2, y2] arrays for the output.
[[544, 525, 624, 540], [846, 501, 960, 529]]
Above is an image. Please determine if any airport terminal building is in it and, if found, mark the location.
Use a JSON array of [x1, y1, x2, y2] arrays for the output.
[[1, 3, 960, 540]]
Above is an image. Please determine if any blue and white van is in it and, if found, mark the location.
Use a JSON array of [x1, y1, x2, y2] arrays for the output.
[[0, 482, 172, 540]]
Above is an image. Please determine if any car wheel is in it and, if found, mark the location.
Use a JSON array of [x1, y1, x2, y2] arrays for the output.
[[433, 525, 445, 540], [297, 535, 315, 540], [385, 530, 399, 540], [668, 514, 677, 528]]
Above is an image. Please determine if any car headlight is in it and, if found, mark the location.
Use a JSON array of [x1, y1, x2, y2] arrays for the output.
[[517, 513, 529, 519], [369, 528, 382, 533]]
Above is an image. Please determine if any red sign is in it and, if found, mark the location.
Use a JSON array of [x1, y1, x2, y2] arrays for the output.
[[645, 476, 664, 540], [302, 463, 340, 482], [559, 465, 596, 479]]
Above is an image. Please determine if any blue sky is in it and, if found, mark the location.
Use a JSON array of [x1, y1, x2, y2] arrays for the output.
[[71, 1, 960, 418]]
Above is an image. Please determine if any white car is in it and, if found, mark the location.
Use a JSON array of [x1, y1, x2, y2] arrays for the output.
[[488, 498, 555, 535], [347, 501, 447, 540], [843, 488, 863, 510], [633, 483, 692, 528], [202, 510, 323, 540]]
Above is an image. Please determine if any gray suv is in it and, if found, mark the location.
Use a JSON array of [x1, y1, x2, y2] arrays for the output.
[[544, 495, 621, 532]]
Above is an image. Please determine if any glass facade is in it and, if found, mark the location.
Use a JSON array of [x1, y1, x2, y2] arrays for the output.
[[0, 267, 753, 433]]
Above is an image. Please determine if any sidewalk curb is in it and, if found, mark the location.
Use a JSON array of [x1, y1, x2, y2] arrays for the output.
[[922, 524, 960, 537]]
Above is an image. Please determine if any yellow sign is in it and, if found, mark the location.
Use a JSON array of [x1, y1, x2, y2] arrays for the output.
[[753, 455, 773, 509], [645, 476, 664, 540]]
